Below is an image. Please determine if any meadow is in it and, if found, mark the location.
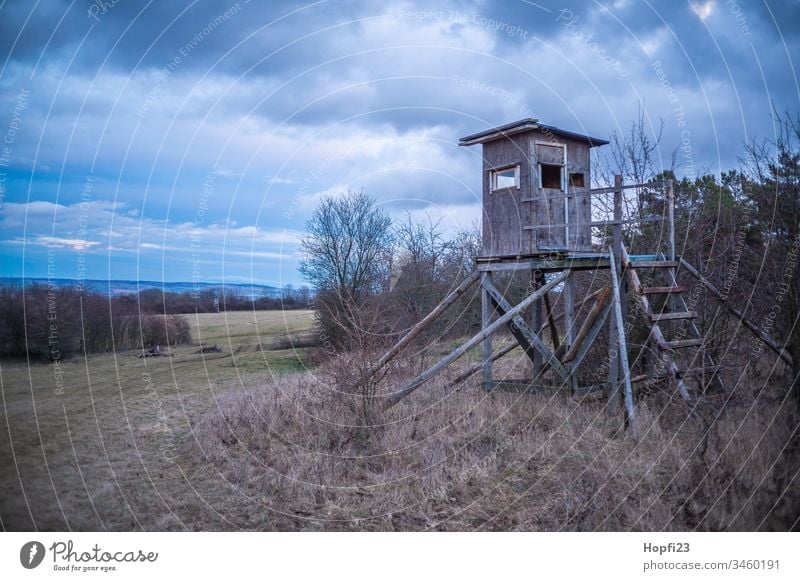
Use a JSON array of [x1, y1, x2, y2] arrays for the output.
[[1, 308, 798, 531], [0, 310, 315, 530]]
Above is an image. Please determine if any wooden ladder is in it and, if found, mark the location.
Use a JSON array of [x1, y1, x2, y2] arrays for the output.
[[623, 246, 716, 402]]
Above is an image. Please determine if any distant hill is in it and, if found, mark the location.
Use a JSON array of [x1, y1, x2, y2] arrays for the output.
[[0, 277, 288, 299]]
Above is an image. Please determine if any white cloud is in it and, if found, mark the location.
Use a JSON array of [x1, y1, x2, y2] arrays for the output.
[[691, 1, 716, 22], [0, 200, 303, 261]]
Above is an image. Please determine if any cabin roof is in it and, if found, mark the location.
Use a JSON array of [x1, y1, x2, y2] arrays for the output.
[[458, 118, 609, 147]]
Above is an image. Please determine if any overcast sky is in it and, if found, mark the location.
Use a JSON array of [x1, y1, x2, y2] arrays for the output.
[[0, 0, 797, 286]]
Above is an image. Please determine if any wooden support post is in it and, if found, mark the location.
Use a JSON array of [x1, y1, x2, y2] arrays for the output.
[[607, 307, 620, 414], [562, 287, 611, 363], [608, 174, 624, 412], [543, 291, 560, 351], [609, 251, 636, 431], [481, 272, 493, 391], [679, 258, 793, 366], [613, 174, 623, 266], [541, 287, 604, 335], [482, 276, 570, 380], [366, 269, 480, 379], [667, 179, 675, 262], [567, 302, 613, 372], [531, 269, 544, 378], [564, 271, 577, 391], [386, 269, 570, 407]]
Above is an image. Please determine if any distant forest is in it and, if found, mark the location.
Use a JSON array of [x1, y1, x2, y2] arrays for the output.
[[0, 284, 312, 362]]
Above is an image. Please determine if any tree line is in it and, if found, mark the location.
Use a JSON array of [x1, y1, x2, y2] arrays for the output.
[[0, 284, 312, 362]]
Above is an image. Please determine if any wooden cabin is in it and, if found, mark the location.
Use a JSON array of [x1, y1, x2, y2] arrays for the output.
[[459, 118, 608, 257]]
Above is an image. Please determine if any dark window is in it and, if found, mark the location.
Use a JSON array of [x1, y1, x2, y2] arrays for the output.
[[540, 164, 562, 189], [569, 172, 585, 188]]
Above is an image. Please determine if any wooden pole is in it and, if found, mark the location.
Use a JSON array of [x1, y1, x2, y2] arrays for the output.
[[667, 179, 675, 262], [386, 269, 570, 407], [609, 250, 636, 430], [543, 291, 560, 351], [541, 287, 604, 334], [366, 269, 480, 379], [531, 269, 544, 377], [608, 174, 624, 413], [612, 174, 623, 266], [562, 287, 611, 362], [679, 258, 793, 365], [481, 272, 493, 390], [563, 271, 577, 391]]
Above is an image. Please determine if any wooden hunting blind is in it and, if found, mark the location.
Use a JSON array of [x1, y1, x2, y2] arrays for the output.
[[366, 118, 792, 432], [458, 118, 608, 256]]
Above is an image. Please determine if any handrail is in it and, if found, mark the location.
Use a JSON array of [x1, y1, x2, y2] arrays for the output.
[[524, 217, 664, 230], [589, 180, 666, 195]]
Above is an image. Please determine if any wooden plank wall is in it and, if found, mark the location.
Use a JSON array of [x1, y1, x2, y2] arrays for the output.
[[482, 133, 530, 256]]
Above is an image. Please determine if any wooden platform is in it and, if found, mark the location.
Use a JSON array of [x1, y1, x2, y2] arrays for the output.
[[475, 252, 663, 272]]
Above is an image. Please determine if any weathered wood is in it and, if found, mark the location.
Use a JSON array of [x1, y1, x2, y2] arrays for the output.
[[567, 301, 612, 373], [609, 251, 636, 429], [482, 276, 569, 380], [481, 132, 530, 256], [629, 260, 679, 268], [588, 180, 665, 195], [659, 253, 725, 393], [367, 269, 480, 378], [530, 270, 544, 375], [562, 287, 611, 362], [477, 257, 611, 272], [481, 272, 493, 390], [386, 270, 570, 407], [679, 257, 793, 366], [557, 272, 577, 389], [622, 248, 672, 351], [650, 311, 697, 321], [623, 245, 693, 402], [667, 179, 675, 262], [543, 290, 560, 351], [641, 286, 688, 294], [523, 216, 663, 230], [607, 306, 620, 415], [667, 338, 704, 349], [448, 340, 520, 390]]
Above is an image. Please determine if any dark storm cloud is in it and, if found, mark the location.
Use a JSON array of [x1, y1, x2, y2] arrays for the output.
[[0, 0, 798, 283]]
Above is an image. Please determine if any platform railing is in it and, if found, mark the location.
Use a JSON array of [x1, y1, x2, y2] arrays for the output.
[[522, 175, 675, 260]]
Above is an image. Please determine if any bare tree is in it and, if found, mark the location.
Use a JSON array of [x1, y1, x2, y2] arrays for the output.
[[299, 190, 393, 347]]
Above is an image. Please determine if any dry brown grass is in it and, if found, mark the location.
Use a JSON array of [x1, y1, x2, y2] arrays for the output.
[[1, 310, 798, 531], [185, 350, 799, 531]]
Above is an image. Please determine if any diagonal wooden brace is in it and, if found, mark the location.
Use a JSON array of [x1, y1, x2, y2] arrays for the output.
[[365, 269, 480, 380], [481, 275, 570, 380], [386, 269, 570, 407]]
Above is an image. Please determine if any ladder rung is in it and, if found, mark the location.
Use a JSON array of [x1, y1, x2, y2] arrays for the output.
[[642, 286, 688, 294], [682, 366, 721, 376], [629, 260, 679, 268], [667, 339, 704, 349], [650, 311, 697, 321]]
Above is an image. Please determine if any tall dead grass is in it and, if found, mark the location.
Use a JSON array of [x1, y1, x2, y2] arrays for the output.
[[188, 350, 799, 531]]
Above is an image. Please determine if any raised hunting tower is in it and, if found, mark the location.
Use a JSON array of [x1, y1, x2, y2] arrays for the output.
[[367, 118, 791, 433], [458, 118, 607, 256]]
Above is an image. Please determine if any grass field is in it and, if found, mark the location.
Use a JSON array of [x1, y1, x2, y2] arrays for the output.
[[0, 310, 315, 531], [1, 308, 798, 531]]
